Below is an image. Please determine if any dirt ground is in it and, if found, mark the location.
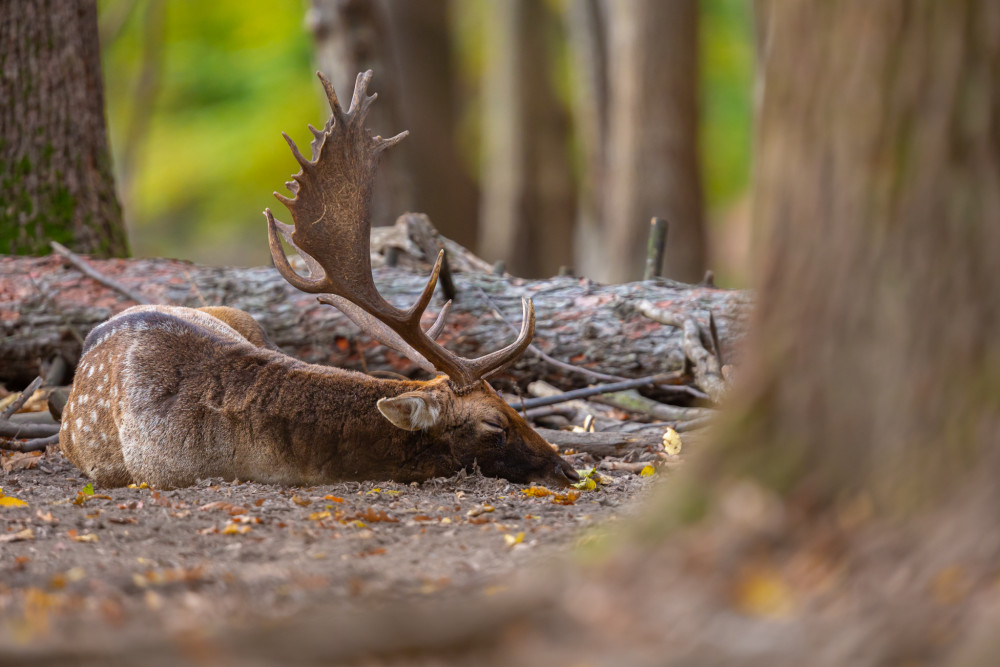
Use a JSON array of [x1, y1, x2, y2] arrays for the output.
[[0, 445, 656, 650]]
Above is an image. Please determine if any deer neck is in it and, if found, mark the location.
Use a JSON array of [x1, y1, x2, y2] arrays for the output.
[[246, 353, 454, 483]]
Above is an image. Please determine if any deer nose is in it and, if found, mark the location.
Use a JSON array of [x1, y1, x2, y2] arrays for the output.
[[556, 461, 580, 485]]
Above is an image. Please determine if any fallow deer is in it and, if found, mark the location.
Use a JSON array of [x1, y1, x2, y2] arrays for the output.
[[58, 70, 579, 489]]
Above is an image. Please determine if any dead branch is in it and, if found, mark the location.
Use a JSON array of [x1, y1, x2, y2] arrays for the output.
[[50, 241, 152, 305], [589, 388, 715, 422], [514, 372, 686, 410]]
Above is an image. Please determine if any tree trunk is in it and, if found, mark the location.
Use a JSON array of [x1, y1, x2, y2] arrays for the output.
[[478, 0, 576, 278], [0, 0, 127, 257], [307, 0, 413, 228], [382, 0, 480, 252], [0, 254, 751, 388], [599, 0, 705, 283]]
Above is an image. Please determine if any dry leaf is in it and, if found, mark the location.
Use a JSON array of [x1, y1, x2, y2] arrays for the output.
[[1, 451, 41, 472], [308, 511, 332, 521], [0, 527, 34, 542], [323, 495, 345, 503], [291, 495, 312, 507], [551, 490, 581, 505], [662, 427, 682, 455], [733, 566, 794, 618], [0, 495, 28, 507], [522, 486, 552, 498], [639, 465, 656, 477], [503, 532, 525, 547], [466, 504, 495, 518]]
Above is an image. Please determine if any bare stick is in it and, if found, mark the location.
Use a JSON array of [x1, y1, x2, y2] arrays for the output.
[[0, 434, 59, 453], [514, 372, 685, 410], [589, 389, 715, 422], [0, 422, 60, 439], [475, 286, 628, 383], [643, 217, 668, 280], [1, 377, 45, 420], [535, 427, 664, 458], [50, 241, 152, 305]]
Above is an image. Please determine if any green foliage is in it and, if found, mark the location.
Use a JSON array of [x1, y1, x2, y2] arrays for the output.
[[100, 0, 317, 265], [700, 0, 754, 209]]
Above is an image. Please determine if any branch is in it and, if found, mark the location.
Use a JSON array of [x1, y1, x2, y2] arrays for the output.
[[0, 434, 58, 453], [535, 428, 665, 458], [513, 372, 686, 410], [50, 241, 152, 305]]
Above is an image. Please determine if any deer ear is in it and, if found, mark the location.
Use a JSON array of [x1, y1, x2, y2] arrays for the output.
[[377, 392, 440, 431]]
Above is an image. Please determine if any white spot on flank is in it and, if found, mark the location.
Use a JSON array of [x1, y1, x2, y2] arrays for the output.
[[99, 363, 104, 372], [101, 433, 108, 442], [82, 425, 91, 433], [75, 418, 83, 428], [96, 384, 104, 392], [112, 386, 118, 397], [103, 373, 109, 383], [88, 366, 94, 377], [90, 411, 98, 423]]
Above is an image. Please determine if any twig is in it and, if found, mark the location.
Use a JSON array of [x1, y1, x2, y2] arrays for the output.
[[515, 372, 685, 410], [589, 389, 714, 422], [535, 428, 663, 458], [475, 286, 628, 383], [1, 377, 44, 420], [708, 311, 723, 366], [50, 241, 152, 305], [0, 434, 59, 453], [522, 405, 577, 421], [643, 217, 668, 280], [0, 422, 60, 439], [635, 300, 728, 403]]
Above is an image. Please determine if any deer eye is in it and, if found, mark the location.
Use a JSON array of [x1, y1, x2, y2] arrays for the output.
[[483, 420, 504, 432]]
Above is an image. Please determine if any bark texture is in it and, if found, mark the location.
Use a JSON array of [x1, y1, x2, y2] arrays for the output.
[[0, 0, 127, 257], [0, 255, 751, 387], [382, 0, 480, 251], [478, 0, 576, 278], [307, 0, 412, 228], [598, 0, 705, 283]]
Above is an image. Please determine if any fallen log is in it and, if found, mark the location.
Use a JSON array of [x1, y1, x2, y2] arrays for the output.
[[0, 253, 752, 386], [534, 428, 667, 458]]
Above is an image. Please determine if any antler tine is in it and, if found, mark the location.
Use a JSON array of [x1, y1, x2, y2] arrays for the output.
[[317, 71, 346, 125], [282, 132, 313, 172], [265, 208, 331, 292], [349, 70, 373, 116], [425, 300, 452, 340], [470, 298, 536, 380], [404, 250, 444, 324]]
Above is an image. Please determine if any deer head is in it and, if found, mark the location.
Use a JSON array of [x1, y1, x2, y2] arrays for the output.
[[265, 71, 579, 487]]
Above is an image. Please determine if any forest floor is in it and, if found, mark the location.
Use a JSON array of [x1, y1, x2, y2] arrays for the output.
[[0, 445, 657, 654]]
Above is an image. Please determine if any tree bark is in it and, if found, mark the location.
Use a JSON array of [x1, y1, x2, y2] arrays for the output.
[[307, 0, 413, 228], [0, 254, 751, 387], [382, 0, 480, 252], [478, 0, 576, 278], [0, 0, 127, 257], [598, 0, 705, 283]]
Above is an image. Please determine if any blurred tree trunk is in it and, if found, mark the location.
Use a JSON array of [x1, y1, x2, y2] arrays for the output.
[[0, 0, 127, 257], [566, 0, 609, 281], [478, 0, 575, 278], [598, 0, 705, 283], [720, 0, 1000, 510], [307, 0, 413, 227], [382, 0, 480, 251]]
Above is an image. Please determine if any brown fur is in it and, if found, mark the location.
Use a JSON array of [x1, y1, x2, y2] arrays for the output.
[[59, 306, 577, 489]]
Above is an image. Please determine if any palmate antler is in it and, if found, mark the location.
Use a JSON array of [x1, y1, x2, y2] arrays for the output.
[[265, 71, 534, 389]]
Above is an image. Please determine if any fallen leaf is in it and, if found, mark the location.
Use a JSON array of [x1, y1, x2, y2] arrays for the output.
[[0, 495, 28, 507], [551, 490, 581, 505], [639, 465, 656, 477], [291, 495, 312, 507], [68, 531, 98, 543], [1, 451, 41, 472], [222, 523, 251, 535], [308, 511, 332, 521], [81, 483, 94, 496], [522, 486, 552, 498], [733, 566, 795, 618], [323, 495, 344, 503], [662, 427, 683, 455], [503, 532, 525, 547], [573, 477, 598, 491], [0, 527, 34, 542], [466, 504, 495, 518]]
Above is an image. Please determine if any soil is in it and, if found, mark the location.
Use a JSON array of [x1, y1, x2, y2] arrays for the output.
[[0, 446, 656, 647]]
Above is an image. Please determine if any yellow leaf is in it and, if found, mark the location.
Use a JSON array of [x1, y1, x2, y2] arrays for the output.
[[81, 483, 94, 496], [503, 532, 524, 547], [324, 495, 344, 503], [733, 567, 794, 618], [70, 532, 98, 543], [573, 477, 598, 491], [551, 490, 581, 505], [0, 495, 28, 507], [308, 511, 332, 521], [291, 495, 311, 506], [639, 465, 656, 477], [0, 527, 34, 542], [662, 427, 682, 455], [522, 486, 552, 498], [365, 488, 381, 495], [222, 523, 251, 535]]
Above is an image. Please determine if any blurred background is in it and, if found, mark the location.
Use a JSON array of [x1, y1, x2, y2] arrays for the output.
[[97, 0, 753, 285]]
